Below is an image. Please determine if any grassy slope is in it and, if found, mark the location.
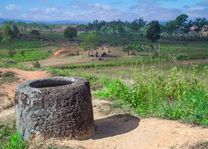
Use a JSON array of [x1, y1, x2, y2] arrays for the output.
[[48, 63, 208, 127], [0, 39, 57, 68]]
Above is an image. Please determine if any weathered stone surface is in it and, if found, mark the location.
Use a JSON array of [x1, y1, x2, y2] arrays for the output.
[[15, 77, 95, 140]]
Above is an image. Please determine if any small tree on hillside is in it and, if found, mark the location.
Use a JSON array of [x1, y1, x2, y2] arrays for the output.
[[30, 30, 40, 37], [2, 25, 15, 57], [80, 32, 99, 51], [175, 14, 189, 28], [146, 21, 161, 43], [12, 25, 20, 38], [64, 27, 77, 41], [2, 25, 13, 44]]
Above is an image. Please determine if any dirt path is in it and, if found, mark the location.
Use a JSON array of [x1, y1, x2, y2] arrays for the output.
[[23, 45, 126, 67], [0, 108, 14, 119], [0, 68, 50, 111], [0, 68, 208, 149], [45, 100, 208, 149]]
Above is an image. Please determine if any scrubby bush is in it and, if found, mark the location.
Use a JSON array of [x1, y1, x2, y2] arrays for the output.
[[64, 26, 77, 41], [32, 61, 41, 68], [176, 53, 190, 60], [95, 67, 208, 126], [0, 58, 17, 68], [30, 30, 40, 37]]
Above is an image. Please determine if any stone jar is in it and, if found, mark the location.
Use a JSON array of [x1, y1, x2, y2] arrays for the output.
[[15, 77, 95, 140]]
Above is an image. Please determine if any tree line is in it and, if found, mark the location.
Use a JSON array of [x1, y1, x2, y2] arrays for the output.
[[81, 14, 208, 36], [1, 13, 208, 37]]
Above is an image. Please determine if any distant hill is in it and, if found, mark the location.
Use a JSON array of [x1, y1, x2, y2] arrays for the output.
[[0, 18, 88, 25]]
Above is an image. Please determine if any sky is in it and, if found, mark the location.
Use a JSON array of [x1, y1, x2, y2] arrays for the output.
[[0, 0, 208, 22]]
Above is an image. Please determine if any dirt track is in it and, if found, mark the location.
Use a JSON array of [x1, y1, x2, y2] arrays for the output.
[[23, 44, 126, 67], [0, 68, 50, 111], [43, 99, 208, 149]]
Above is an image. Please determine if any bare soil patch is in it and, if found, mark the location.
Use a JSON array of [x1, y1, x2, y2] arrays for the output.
[[24, 44, 126, 67], [0, 68, 50, 111], [27, 99, 207, 149]]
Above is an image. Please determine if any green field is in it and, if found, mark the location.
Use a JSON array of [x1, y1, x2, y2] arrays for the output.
[[0, 38, 57, 68]]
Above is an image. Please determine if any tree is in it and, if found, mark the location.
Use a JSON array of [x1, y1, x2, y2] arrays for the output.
[[183, 20, 194, 33], [193, 18, 208, 31], [1, 25, 15, 57], [146, 21, 161, 43], [12, 25, 20, 37], [1, 25, 13, 44], [176, 14, 189, 28], [165, 20, 177, 34], [64, 26, 77, 41], [131, 18, 146, 33], [80, 32, 99, 50], [164, 14, 189, 34], [30, 30, 40, 37]]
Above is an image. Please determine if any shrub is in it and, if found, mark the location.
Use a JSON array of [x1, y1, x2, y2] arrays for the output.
[[1, 58, 16, 65], [32, 61, 41, 68], [95, 67, 208, 126], [8, 49, 16, 57], [0, 71, 18, 84], [30, 30, 40, 36], [0, 125, 27, 149], [176, 53, 190, 60]]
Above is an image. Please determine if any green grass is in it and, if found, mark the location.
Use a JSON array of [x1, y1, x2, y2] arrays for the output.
[[39, 32, 65, 41], [0, 59, 31, 70], [94, 67, 208, 126], [0, 125, 27, 149], [47, 67, 110, 91], [97, 34, 208, 60], [0, 49, 51, 63], [56, 56, 167, 69], [160, 42, 208, 59], [0, 39, 48, 50], [49, 64, 208, 127], [0, 39, 56, 67], [12, 50, 51, 62]]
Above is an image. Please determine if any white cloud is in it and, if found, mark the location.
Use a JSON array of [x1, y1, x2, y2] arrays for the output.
[[2, 0, 208, 21], [129, 0, 182, 21], [45, 7, 57, 13], [5, 4, 19, 11], [128, 0, 208, 21], [29, 8, 40, 12]]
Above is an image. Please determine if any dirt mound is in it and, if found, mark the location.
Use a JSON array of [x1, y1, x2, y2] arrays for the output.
[[53, 44, 84, 57], [53, 48, 74, 57]]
